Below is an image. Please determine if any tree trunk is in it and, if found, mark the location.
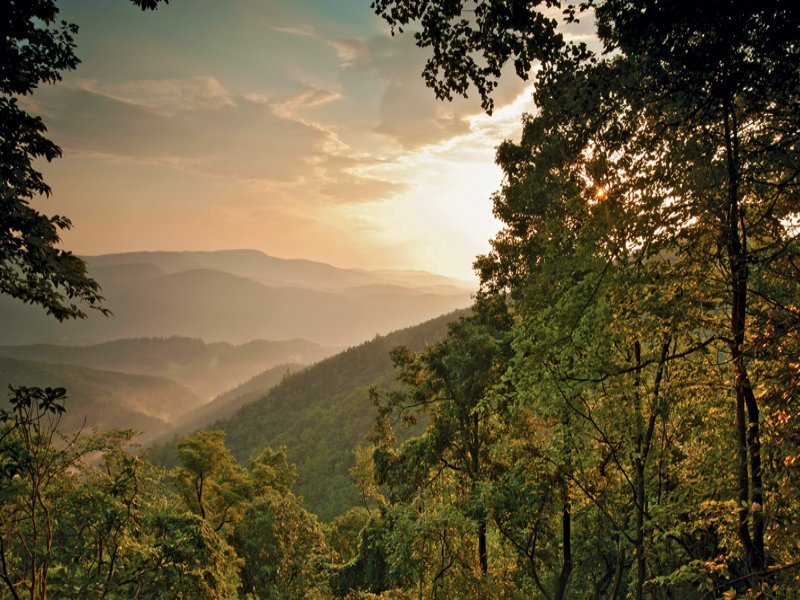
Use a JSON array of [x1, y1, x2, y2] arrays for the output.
[[611, 540, 626, 600], [722, 96, 765, 575], [554, 491, 572, 600], [478, 520, 488, 574], [471, 412, 488, 574], [633, 341, 646, 600]]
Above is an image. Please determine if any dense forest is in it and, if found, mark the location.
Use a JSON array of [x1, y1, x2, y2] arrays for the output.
[[2, 0, 800, 599]]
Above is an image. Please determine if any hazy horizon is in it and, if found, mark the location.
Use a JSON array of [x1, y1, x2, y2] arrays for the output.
[[77, 247, 480, 283], [0, 248, 475, 347]]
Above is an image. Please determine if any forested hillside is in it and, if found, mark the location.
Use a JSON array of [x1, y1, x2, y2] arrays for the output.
[[150, 362, 303, 443], [152, 309, 466, 520], [0, 357, 203, 442]]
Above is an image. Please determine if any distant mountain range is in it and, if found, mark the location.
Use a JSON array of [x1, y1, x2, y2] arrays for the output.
[[0, 250, 474, 346], [0, 249, 474, 517], [0, 337, 334, 399], [0, 336, 334, 442]]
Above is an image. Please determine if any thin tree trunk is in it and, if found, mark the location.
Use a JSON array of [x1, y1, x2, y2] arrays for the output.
[[471, 412, 488, 574], [722, 96, 765, 575], [554, 490, 572, 600], [633, 340, 670, 600], [611, 540, 626, 600], [633, 341, 646, 600], [478, 520, 488, 574]]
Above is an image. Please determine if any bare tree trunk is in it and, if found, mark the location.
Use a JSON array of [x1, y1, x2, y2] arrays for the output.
[[611, 540, 626, 600], [722, 96, 765, 575], [554, 489, 572, 600]]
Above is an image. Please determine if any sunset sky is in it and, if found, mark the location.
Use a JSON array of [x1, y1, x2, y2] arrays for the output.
[[30, 0, 589, 280]]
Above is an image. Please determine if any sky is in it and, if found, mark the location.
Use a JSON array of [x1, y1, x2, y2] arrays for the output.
[[28, 0, 586, 280]]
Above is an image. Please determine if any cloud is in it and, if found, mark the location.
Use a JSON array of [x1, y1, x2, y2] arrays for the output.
[[270, 24, 316, 37], [77, 76, 235, 115], [41, 85, 322, 180], [34, 77, 402, 207], [272, 86, 341, 118], [329, 33, 532, 150], [319, 172, 407, 203], [328, 39, 368, 67]]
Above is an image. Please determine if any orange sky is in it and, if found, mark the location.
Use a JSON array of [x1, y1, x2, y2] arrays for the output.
[[31, 1, 591, 279]]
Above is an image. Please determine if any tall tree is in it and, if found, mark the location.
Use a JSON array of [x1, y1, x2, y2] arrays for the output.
[[1, 0, 167, 320], [368, 299, 514, 597], [373, 1, 800, 584], [172, 429, 252, 537]]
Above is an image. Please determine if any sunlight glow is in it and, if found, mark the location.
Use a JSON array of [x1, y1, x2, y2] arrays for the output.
[[595, 185, 607, 200], [334, 84, 537, 280]]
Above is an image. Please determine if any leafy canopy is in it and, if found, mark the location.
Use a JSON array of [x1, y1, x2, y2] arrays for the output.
[[0, 0, 167, 320]]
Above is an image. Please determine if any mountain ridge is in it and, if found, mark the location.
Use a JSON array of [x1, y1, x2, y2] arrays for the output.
[[0, 250, 473, 346], [0, 356, 204, 444], [0, 336, 334, 400]]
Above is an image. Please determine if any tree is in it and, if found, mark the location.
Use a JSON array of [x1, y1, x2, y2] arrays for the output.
[[232, 489, 330, 599], [50, 437, 242, 599], [326, 506, 371, 564], [1, 386, 242, 600], [172, 430, 252, 537], [249, 445, 297, 496], [374, 299, 512, 576], [0, 386, 71, 599], [373, 1, 800, 588], [370, 0, 571, 113], [1, 0, 167, 320]]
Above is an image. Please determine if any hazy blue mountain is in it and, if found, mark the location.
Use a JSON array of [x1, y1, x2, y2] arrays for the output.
[[0, 250, 473, 346], [0, 337, 333, 399], [0, 357, 204, 443]]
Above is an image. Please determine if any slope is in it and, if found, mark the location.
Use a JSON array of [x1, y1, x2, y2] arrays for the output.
[[0, 357, 204, 443], [212, 309, 468, 521], [152, 362, 303, 442]]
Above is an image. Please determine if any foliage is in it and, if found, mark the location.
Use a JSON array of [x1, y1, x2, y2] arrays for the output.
[[361, 300, 516, 596], [0, 0, 166, 320], [172, 430, 252, 537], [233, 489, 330, 599], [370, 0, 576, 112], [0, 387, 240, 600], [214, 310, 465, 520], [370, 0, 800, 596], [326, 507, 371, 564]]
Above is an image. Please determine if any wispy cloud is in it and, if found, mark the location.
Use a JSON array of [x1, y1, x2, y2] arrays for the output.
[[272, 86, 341, 118], [327, 39, 368, 67], [271, 24, 316, 37], [75, 76, 235, 115]]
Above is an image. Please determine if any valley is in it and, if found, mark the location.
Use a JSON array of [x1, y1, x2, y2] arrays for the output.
[[0, 250, 471, 487]]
